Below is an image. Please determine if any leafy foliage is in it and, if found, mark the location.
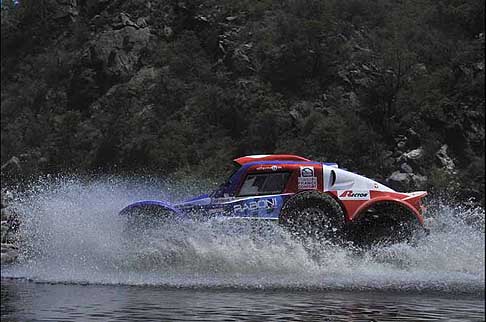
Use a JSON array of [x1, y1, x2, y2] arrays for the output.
[[1, 0, 484, 204]]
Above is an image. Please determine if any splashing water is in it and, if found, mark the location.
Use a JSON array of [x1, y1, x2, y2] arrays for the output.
[[1, 176, 484, 294]]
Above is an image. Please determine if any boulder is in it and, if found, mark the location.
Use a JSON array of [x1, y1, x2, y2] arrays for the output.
[[136, 17, 148, 28], [53, 0, 79, 21], [406, 128, 421, 147], [400, 163, 414, 173], [345, 91, 360, 108], [380, 150, 395, 169], [435, 144, 455, 173], [90, 26, 151, 80], [163, 26, 174, 38], [393, 150, 403, 158], [381, 150, 393, 159], [1, 221, 8, 243], [386, 171, 411, 191], [289, 109, 303, 122], [1, 208, 14, 221], [386, 168, 428, 192], [1, 156, 22, 174], [397, 140, 407, 150], [1, 189, 13, 209], [404, 147, 424, 160], [126, 67, 161, 94], [120, 12, 139, 28], [411, 174, 428, 190], [0, 243, 18, 264]]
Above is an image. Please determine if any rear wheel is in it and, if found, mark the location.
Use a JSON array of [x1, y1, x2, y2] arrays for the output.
[[279, 191, 345, 241], [347, 202, 424, 247]]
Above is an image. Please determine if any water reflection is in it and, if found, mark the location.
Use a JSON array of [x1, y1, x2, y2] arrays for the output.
[[1, 279, 484, 321]]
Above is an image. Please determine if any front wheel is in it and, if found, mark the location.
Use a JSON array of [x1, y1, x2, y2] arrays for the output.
[[120, 205, 179, 236], [279, 191, 345, 241]]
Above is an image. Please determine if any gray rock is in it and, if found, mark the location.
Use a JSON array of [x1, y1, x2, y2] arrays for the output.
[[39, 157, 49, 166], [404, 147, 424, 160], [381, 150, 393, 159], [136, 17, 148, 28], [195, 15, 209, 23], [127, 67, 161, 94], [232, 44, 253, 72], [400, 163, 414, 173], [90, 14, 104, 28], [1, 156, 22, 173], [119, 13, 148, 29], [386, 171, 411, 192], [397, 141, 407, 150], [406, 128, 421, 147], [412, 63, 427, 75], [1, 189, 13, 209], [120, 12, 138, 28], [435, 144, 455, 173], [393, 150, 403, 158], [354, 77, 373, 88], [289, 109, 302, 121], [382, 158, 395, 169], [337, 70, 352, 84], [411, 174, 428, 190], [0, 210, 18, 243], [1, 208, 14, 221], [1, 243, 18, 264], [163, 26, 173, 38], [395, 135, 407, 143], [344, 91, 359, 108], [54, 0, 79, 21], [1, 221, 8, 243], [289, 109, 304, 129], [380, 150, 394, 168], [90, 26, 151, 79]]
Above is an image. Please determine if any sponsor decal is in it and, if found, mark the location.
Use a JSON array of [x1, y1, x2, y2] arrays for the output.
[[298, 177, 317, 190], [338, 190, 370, 200], [256, 165, 282, 171], [233, 198, 277, 213], [300, 166, 315, 177], [298, 166, 317, 189]]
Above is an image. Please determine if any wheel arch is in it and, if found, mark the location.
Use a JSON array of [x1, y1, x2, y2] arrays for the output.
[[280, 190, 347, 221], [119, 200, 182, 216], [350, 197, 424, 225], [323, 191, 349, 221]]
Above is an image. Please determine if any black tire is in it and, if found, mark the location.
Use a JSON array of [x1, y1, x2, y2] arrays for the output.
[[347, 202, 424, 247], [120, 205, 178, 235], [279, 191, 345, 240]]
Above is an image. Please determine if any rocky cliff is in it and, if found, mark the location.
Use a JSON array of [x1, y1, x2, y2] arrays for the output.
[[1, 0, 484, 204]]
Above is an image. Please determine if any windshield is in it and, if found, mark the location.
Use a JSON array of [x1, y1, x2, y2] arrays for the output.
[[238, 172, 290, 196], [210, 165, 240, 198]]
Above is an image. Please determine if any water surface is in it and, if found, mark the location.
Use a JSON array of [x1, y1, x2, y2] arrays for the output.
[[2, 279, 484, 321], [1, 176, 484, 320]]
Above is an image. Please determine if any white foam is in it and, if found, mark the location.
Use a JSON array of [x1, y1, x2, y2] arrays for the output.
[[2, 176, 484, 293]]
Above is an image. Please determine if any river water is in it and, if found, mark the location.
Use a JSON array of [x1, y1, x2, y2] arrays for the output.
[[1, 176, 484, 321]]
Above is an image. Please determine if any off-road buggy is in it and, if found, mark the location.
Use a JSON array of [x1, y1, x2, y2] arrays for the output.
[[120, 154, 427, 244]]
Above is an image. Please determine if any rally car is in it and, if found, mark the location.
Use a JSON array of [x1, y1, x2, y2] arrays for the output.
[[120, 154, 428, 244]]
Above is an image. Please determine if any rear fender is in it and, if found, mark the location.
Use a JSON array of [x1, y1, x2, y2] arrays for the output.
[[350, 195, 426, 225]]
